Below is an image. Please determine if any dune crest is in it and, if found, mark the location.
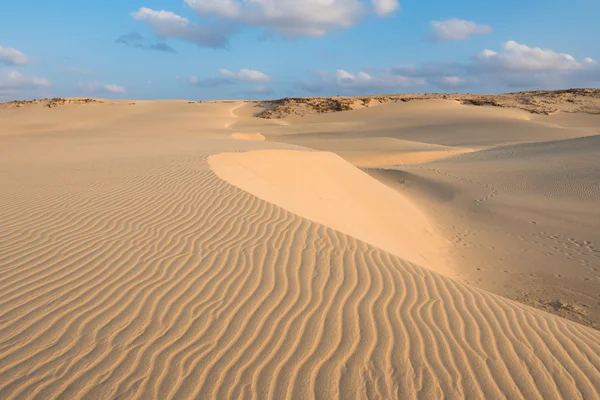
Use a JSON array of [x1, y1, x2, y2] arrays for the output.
[[209, 149, 451, 274]]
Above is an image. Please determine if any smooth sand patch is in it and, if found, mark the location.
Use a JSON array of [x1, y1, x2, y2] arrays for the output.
[[263, 137, 473, 166], [231, 132, 266, 141]]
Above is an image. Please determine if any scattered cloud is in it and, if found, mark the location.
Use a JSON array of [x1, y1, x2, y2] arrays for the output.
[[389, 41, 599, 90], [388, 63, 476, 89], [133, 1, 400, 47], [78, 81, 126, 94], [0, 70, 49, 97], [475, 40, 594, 73], [389, 62, 461, 79], [104, 84, 126, 94], [132, 8, 234, 48], [0, 70, 49, 90], [301, 68, 426, 94], [438, 76, 469, 89], [219, 69, 270, 82], [302, 41, 599, 93], [0, 45, 29, 65], [430, 19, 492, 41], [189, 68, 271, 88], [372, 0, 400, 15], [116, 32, 177, 53], [465, 41, 599, 89]]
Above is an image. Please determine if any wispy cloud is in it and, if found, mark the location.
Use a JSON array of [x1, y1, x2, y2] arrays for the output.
[[301, 68, 426, 94], [0, 70, 49, 96], [219, 69, 270, 83], [188, 76, 235, 88], [302, 41, 600, 93], [429, 19, 492, 41], [0, 45, 29, 65], [115, 32, 177, 53], [78, 81, 126, 95], [189, 68, 271, 88]]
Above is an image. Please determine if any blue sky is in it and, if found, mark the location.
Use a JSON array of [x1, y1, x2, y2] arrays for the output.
[[1, 0, 599, 100]]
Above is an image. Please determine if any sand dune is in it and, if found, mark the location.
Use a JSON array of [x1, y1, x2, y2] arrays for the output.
[[1, 98, 600, 399], [241, 100, 600, 155], [209, 149, 450, 273]]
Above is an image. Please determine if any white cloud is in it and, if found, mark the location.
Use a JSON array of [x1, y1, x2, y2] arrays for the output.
[[441, 76, 465, 87], [372, 0, 400, 15], [0, 46, 29, 65], [185, 0, 398, 37], [78, 81, 126, 95], [104, 84, 126, 94], [302, 68, 426, 94], [131, 8, 233, 48], [301, 41, 599, 93], [480, 49, 497, 58], [476, 40, 593, 73], [0, 70, 49, 91], [389, 63, 477, 89], [134, 1, 399, 45], [468, 41, 600, 89], [219, 68, 270, 82], [185, 0, 241, 18], [390, 41, 598, 90], [334, 69, 426, 88], [430, 19, 492, 41], [188, 68, 270, 88]]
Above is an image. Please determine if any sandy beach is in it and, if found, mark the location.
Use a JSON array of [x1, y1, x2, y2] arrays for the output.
[[1, 95, 600, 399]]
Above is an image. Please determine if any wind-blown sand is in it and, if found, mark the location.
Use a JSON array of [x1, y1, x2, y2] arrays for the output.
[[1, 96, 600, 399]]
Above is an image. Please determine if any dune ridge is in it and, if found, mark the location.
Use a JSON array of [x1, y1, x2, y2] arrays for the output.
[[209, 149, 451, 274]]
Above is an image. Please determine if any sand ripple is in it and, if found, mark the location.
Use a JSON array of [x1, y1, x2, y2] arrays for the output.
[[1, 153, 599, 399]]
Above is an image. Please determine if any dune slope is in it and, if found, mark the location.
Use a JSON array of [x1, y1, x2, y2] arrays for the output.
[[1, 100, 600, 399], [241, 98, 600, 328], [209, 149, 450, 274]]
